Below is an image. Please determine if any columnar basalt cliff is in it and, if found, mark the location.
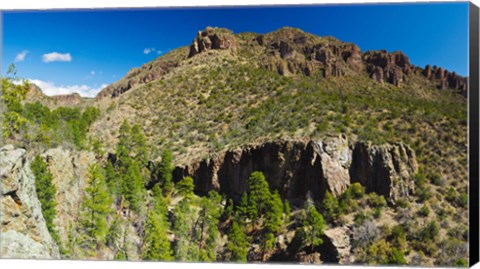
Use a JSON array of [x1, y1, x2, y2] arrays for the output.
[[168, 136, 418, 203]]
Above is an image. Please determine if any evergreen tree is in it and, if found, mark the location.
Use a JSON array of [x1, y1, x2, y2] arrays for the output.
[[78, 164, 112, 255], [151, 184, 168, 217], [106, 215, 123, 255], [227, 222, 249, 262], [130, 124, 148, 165], [142, 208, 172, 261], [159, 149, 174, 194], [264, 190, 284, 235], [104, 161, 119, 198], [247, 171, 271, 223], [237, 192, 249, 222], [176, 176, 195, 196], [298, 198, 325, 252], [322, 191, 340, 221], [194, 191, 222, 262], [173, 197, 195, 261], [122, 160, 146, 214], [30, 155, 61, 246]]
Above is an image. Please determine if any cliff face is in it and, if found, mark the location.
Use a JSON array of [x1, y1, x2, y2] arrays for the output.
[[169, 136, 418, 203], [40, 148, 95, 247], [0, 145, 60, 259]]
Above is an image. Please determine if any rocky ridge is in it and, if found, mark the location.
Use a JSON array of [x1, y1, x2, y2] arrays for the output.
[[94, 27, 467, 100]]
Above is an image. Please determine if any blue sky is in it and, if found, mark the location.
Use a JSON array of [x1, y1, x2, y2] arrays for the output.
[[2, 2, 469, 97]]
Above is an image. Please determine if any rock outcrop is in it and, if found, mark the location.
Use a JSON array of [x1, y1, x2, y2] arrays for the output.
[[40, 148, 95, 245], [50, 93, 83, 105], [363, 50, 413, 86], [168, 136, 418, 203], [423, 64, 468, 96], [188, 27, 237, 58], [349, 141, 418, 202], [257, 28, 364, 78], [0, 145, 60, 259]]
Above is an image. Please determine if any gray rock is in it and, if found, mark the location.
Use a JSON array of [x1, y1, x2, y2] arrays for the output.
[[0, 145, 60, 259]]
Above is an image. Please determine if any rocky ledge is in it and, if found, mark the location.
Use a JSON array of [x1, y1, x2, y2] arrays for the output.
[[163, 136, 418, 204]]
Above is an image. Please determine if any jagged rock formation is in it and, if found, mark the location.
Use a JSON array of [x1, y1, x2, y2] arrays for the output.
[[169, 136, 418, 203], [188, 27, 237, 58], [95, 27, 467, 101], [423, 64, 468, 95], [363, 50, 414, 86], [258, 28, 364, 77], [0, 145, 60, 259]]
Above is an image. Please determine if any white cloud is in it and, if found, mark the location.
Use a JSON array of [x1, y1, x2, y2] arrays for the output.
[[14, 50, 29, 62], [28, 79, 107, 98], [42, 52, 72, 63], [143, 47, 156, 54], [90, 70, 96, 75], [157, 50, 163, 55]]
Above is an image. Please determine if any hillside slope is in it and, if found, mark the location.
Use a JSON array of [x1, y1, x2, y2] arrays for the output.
[[3, 26, 469, 265]]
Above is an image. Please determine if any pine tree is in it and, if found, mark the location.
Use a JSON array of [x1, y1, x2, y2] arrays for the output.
[[151, 184, 168, 217], [106, 215, 123, 255], [194, 191, 222, 262], [322, 191, 340, 221], [122, 160, 146, 214], [31, 155, 61, 246], [173, 197, 195, 261], [298, 198, 325, 252], [130, 124, 148, 165], [142, 209, 172, 261], [247, 171, 271, 223], [104, 161, 119, 198], [176, 176, 195, 196], [227, 222, 249, 262], [78, 164, 112, 256], [264, 190, 284, 235], [237, 192, 249, 222]]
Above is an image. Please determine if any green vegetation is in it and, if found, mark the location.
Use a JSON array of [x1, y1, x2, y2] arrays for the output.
[[4, 28, 468, 266], [142, 185, 172, 261], [295, 198, 325, 252], [78, 164, 112, 256], [227, 222, 249, 262], [30, 155, 61, 248]]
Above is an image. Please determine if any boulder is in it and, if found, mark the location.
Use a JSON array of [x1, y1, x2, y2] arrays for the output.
[[322, 227, 352, 264]]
